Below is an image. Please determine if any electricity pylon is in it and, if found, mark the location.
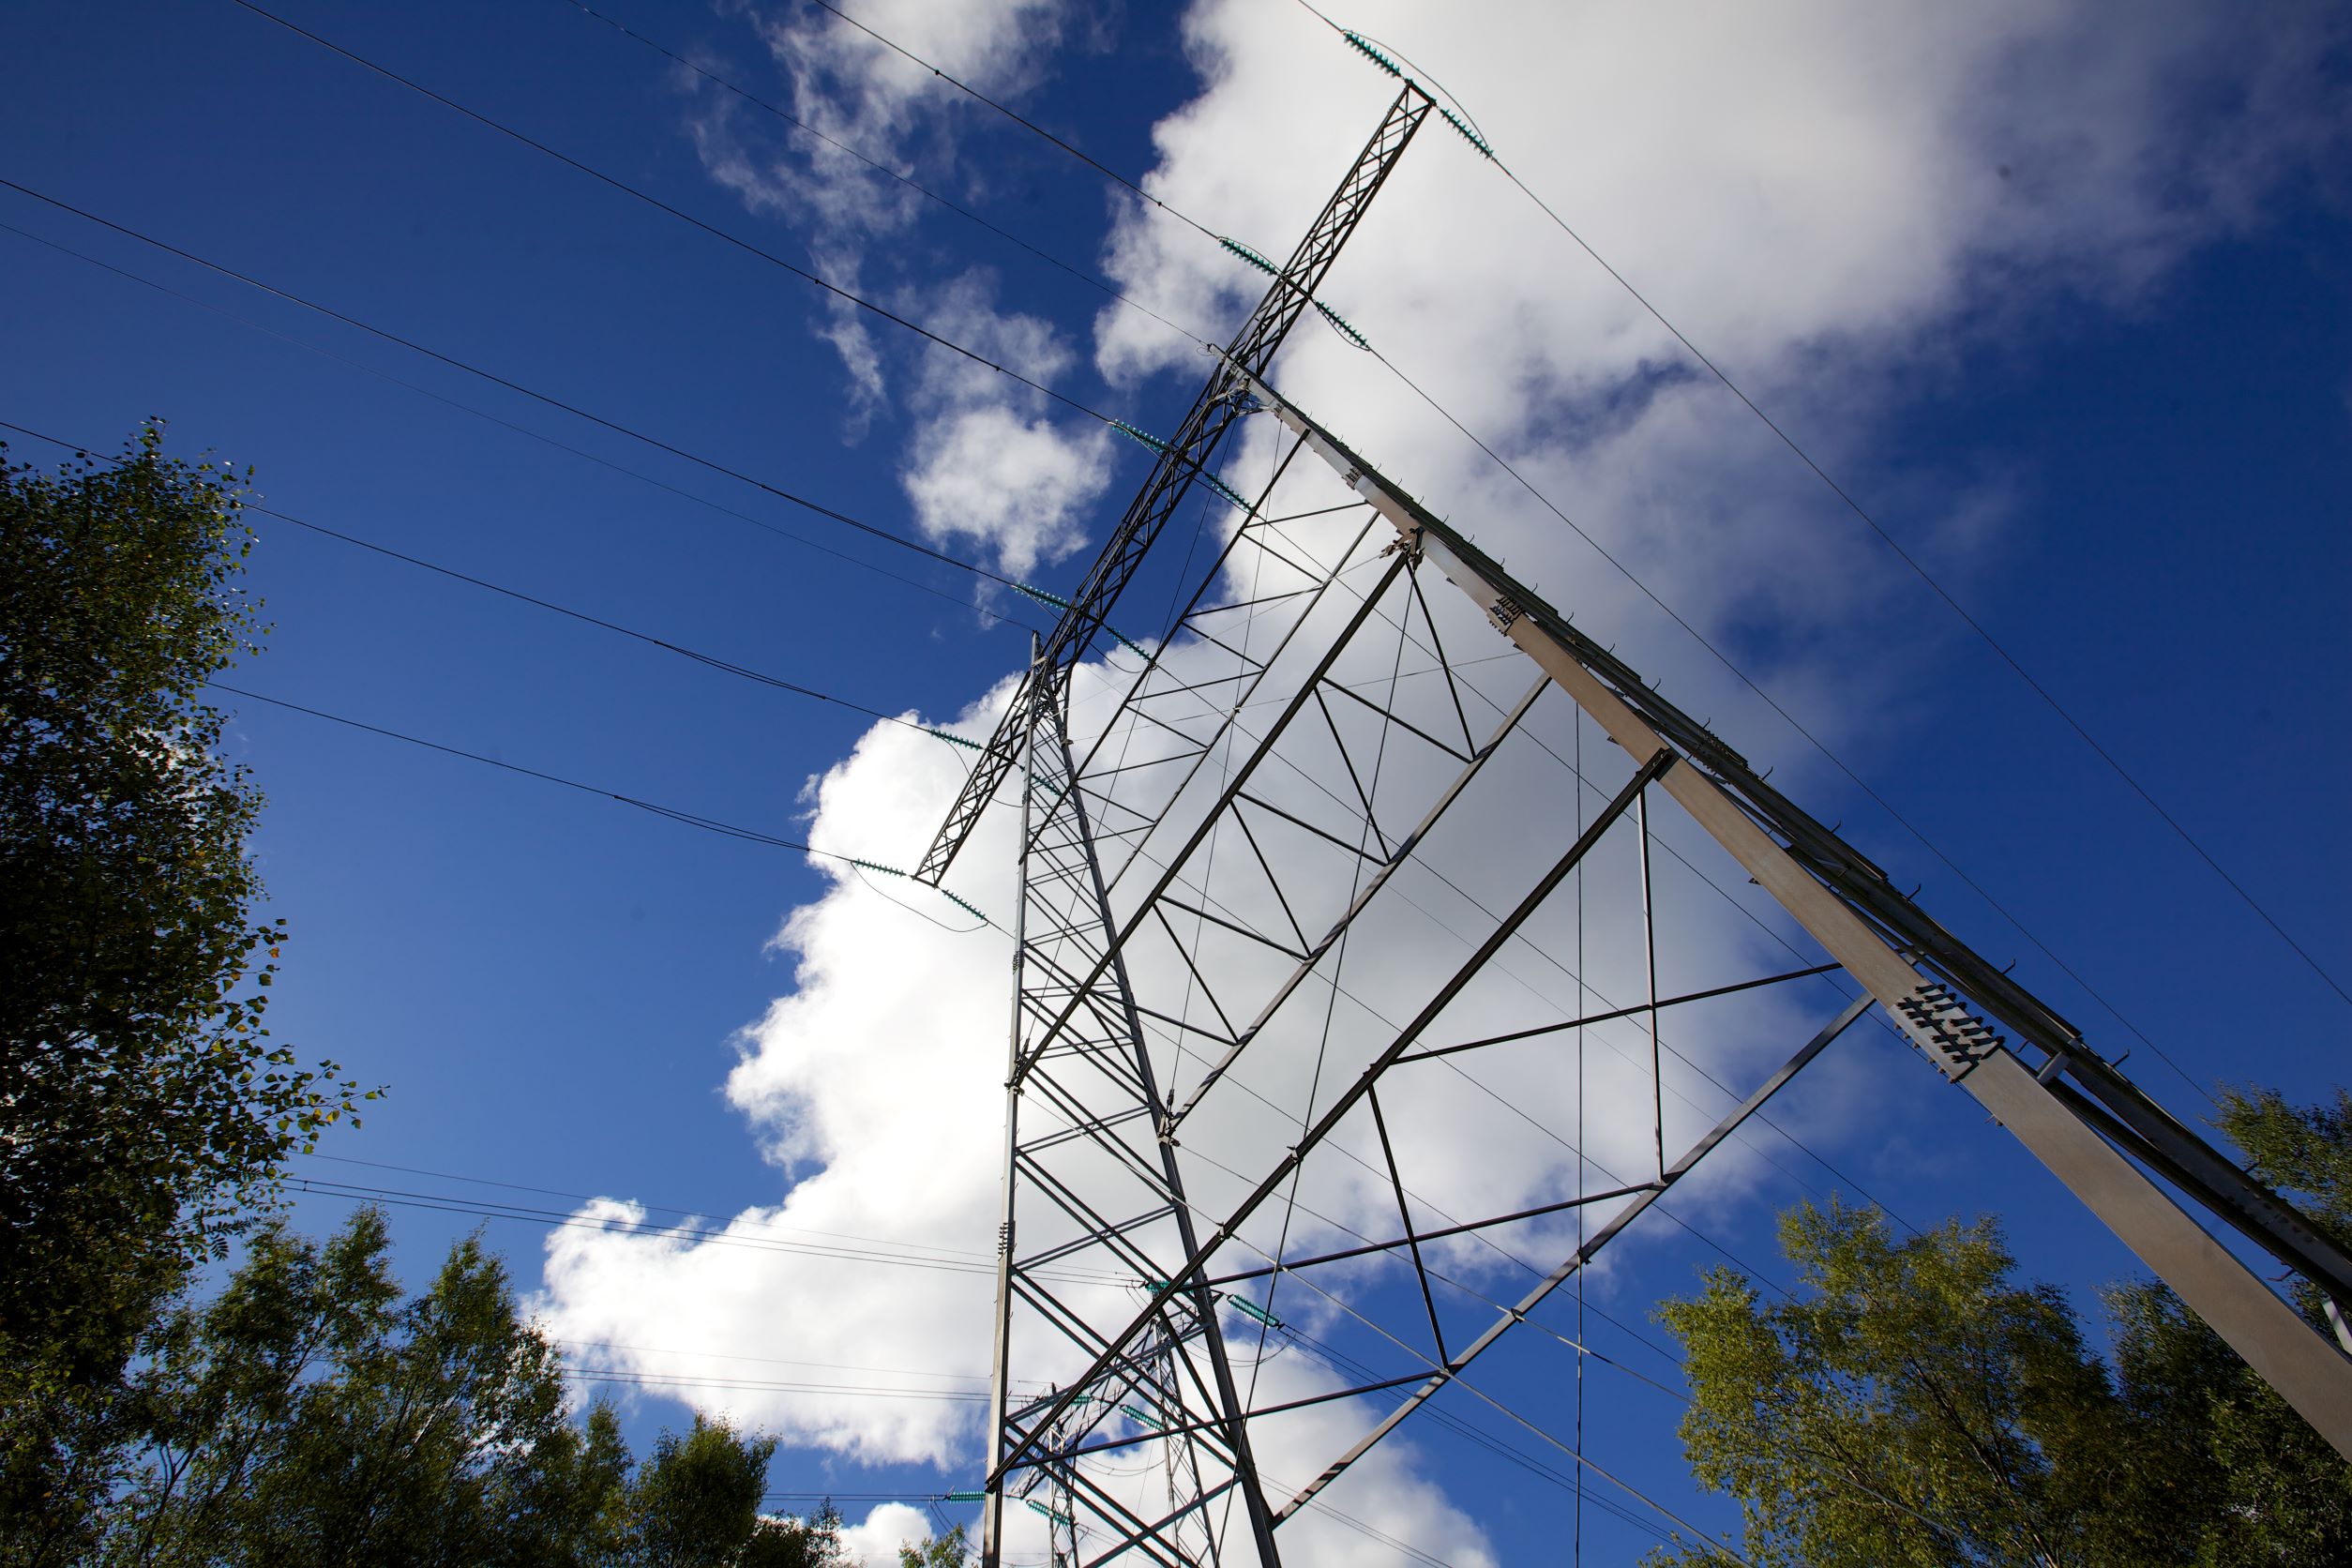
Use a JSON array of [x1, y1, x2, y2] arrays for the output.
[[945, 83, 1437, 1567], [927, 82, 2352, 1568]]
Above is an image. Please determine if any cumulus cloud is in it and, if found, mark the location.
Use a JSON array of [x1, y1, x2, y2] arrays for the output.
[[538, 3, 2349, 1559], [684, 3, 1118, 567], [835, 1502, 945, 1565], [529, 508, 1840, 1563], [534, 688, 1019, 1469], [684, 0, 1078, 413], [897, 275, 1114, 575]]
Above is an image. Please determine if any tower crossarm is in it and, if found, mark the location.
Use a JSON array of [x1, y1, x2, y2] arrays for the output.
[[912, 83, 1434, 887], [1218, 358, 2352, 1454]]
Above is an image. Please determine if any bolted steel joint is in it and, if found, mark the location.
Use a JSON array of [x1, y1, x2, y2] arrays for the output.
[[1893, 981, 2004, 1080]]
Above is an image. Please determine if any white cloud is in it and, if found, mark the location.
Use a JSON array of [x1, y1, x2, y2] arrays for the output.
[[896, 274, 1114, 576], [684, 5, 1120, 567], [835, 1501, 942, 1566], [898, 401, 1111, 578], [684, 0, 1080, 407], [529, 529, 1839, 1563]]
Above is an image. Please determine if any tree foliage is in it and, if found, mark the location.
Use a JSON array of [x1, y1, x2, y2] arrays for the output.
[[61, 1209, 627, 1567], [1655, 1085, 2352, 1568], [0, 429, 368, 1545], [897, 1524, 972, 1567], [8, 1206, 852, 1568]]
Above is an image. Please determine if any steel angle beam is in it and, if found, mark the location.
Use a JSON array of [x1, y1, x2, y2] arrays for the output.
[[1227, 362, 2352, 1459], [984, 651, 1281, 1568]]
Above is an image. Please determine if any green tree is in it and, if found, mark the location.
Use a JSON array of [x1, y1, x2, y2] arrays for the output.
[[98, 1208, 634, 1568], [738, 1501, 846, 1568], [2099, 1086, 2352, 1564], [1655, 1085, 2352, 1567], [1, 429, 367, 1557], [897, 1524, 972, 1567], [1657, 1201, 2159, 1567], [628, 1419, 844, 1568], [631, 1417, 779, 1568], [79, 1205, 853, 1568]]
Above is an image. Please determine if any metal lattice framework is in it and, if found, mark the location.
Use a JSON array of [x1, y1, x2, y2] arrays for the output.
[[915, 83, 1433, 889], [942, 89, 2352, 1568]]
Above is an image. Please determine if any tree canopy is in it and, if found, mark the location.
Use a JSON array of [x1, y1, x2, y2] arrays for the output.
[[1656, 1086, 2352, 1567], [19, 1205, 878, 1568], [1, 429, 369, 1545], [1, 430, 977, 1568]]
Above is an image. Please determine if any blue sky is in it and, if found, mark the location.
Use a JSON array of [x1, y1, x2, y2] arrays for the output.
[[8, 1, 2350, 1561]]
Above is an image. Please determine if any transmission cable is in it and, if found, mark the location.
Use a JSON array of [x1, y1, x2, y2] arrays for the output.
[[288, 1179, 1097, 1283], [291, 1174, 1131, 1288], [1486, 158, 2350, 1014], [3, 414, 1001, 767], [0, 224, 1046, 634], [561, 1337, 985, 1385], [561, 1366, 986, 1403], [0, 180, 1038, 597], [797, 0, 1217, 245], [1119, 1166, 1758, 1566], [221, 0, 1120, 430], [298, 1149, 999, 1264], [793, 0, 2297, 1079], [1085, 521, 1916, 1244], [204, 681, 995, 928]]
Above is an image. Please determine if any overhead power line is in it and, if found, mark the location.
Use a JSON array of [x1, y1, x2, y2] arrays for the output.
[[204, 680, 993, 927], [287, 1174, 1129, 1284], [799, 0, 1219, 245], [0, 179, 1031, 596], [298, 1151, 997, 1266], [565, 1366, 988, 1403], [222, 0, 1120, 430], [2, 411, 997, 756], [0, 222, 1046, 634], [774, 0, 2321, 1075]]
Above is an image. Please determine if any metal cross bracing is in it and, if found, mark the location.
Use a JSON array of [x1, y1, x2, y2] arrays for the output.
[[984, 638, 1286, 1568], [967, 365, 2352, 1562], [1214, 365, 2352, 1440], [976, 480, 1892, 1563]]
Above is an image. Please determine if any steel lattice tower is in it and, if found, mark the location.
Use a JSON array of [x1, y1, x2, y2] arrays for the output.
[[923, 86, 2352, 1568]]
